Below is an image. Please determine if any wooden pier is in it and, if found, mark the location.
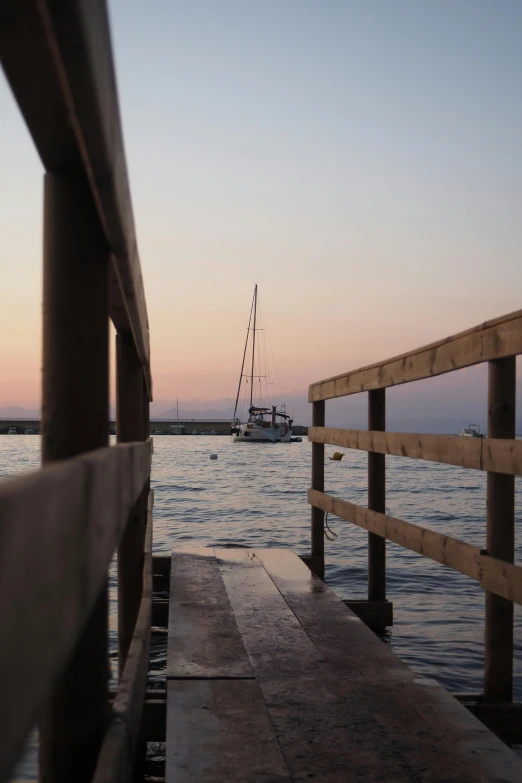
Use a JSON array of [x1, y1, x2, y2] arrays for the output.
[[161, 547, 522, 782], [2, 2, 522, 782]]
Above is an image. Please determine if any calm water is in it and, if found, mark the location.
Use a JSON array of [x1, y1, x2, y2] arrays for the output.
[[3, 434, 522, 777]]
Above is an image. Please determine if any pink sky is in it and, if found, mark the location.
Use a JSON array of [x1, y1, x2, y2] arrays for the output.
[[1, 2, 521, 409]]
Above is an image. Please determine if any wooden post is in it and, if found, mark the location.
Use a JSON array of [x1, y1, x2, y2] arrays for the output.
[[143, 376, 150, 440], [40, 172, 109, 783], [484, 357, 515, 702], [116, 332, 147, 675], [368, 388, 386, 601], [311, 400, 325, 579]]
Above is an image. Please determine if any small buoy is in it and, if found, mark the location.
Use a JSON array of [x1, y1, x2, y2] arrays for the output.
[[330, 451, 344, 461], [210, 453, 218, 460]]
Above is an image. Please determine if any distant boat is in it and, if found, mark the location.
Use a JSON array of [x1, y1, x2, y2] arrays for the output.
[[458, 424, 484, 438], [231, 285, 292, 443], [7, 427, 17, 435]]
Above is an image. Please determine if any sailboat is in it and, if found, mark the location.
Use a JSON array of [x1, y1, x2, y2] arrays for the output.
[[231, 285, 293, 443]]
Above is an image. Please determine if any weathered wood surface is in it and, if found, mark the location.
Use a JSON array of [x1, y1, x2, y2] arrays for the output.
[[0, 442, 150, 783], [309, 309, 522, 401], [167, 680, 291, 783], [167, 549, 254, 679], [215, 548, 522, 782], [93, 494, 153, 783], [0, 0, 151, 393], [308, 489, 522, 605], [166, 548, 290, 782], [308, 426, 522, 475]]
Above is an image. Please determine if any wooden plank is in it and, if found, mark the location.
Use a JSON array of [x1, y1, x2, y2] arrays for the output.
[[309, 426, 522, 475], [0, 442, 150, 783], [166, 679, 291, 783], [0, 0, 151, 394], [310, 427, 482, 468], [309, 309, 522, 401], [485, 357, 516, 702], [307, 489, 522, 605], [93, 497, 153, 783], [254, 548, 522, 783], [218, 549, 428, 781], [167, 549, 254, 679]]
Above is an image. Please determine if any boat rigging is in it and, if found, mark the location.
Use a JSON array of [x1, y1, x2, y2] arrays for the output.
[[231, 285, 292, 443]]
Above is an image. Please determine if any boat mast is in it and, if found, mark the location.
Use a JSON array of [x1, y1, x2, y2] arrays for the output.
[[250, 284, 257, 408], [232, 287, 255, 422]]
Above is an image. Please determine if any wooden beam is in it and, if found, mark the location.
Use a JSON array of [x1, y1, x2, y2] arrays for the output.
[[309, 427, 522, 475], [39, 170, 110, 783], [141, 698, 166, 743], [311, 400, 325, 579], [93, 496, 153, 783], [307, 489, 522, 606], [0, 0, 152, 395], [368, 389, 385, 601], [116, 331, 147, 676], [0, 443, 150, 783], [309, 310, 522, 401], [461, 701, 522, 746], [484, 358, 516, 702], [343, 600, 393, 629], [152, 556, 172, 577]]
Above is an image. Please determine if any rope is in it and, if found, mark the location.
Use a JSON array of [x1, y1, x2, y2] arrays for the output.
[[324, 512, 337, 541]]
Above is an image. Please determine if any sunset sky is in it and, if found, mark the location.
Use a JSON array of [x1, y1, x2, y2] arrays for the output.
[[0, 0, 521, 412]]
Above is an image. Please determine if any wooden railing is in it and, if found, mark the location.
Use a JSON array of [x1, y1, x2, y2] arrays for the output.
[[0, 3, 153, 782], [308, 309, 522, 705]]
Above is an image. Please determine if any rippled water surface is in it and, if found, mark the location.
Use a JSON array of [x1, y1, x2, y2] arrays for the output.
[[2, 433, 522, 701]]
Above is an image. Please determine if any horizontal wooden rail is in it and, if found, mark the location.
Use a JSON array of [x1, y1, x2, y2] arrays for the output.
[[93, 492, 153, 783], [309, 309, 522, 401], [307, 489, 522, 606], [308, 427, 522, 475], [0, 442, 151, 783], [0, 0, 151, 396]]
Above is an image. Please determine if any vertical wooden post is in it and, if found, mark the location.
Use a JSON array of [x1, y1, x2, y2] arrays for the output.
[[368, 388, 386, 601], [116, 331, 146, 675], [484, 357, 515, 702], [311, 400, 325, 580], [143, 376, 150, 440], [40, 172, 109, 783]]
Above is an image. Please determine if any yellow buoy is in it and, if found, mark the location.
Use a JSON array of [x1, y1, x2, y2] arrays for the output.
[[330, 451, 344, 461]]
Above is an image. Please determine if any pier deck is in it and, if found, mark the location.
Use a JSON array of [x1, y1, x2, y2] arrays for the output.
[[166, 547, 522, 782]]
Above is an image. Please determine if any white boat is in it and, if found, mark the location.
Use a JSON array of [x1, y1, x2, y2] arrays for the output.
[[231, 285, 292, 443], [458, 423, 484, 438], [7, 427, 17, 435]]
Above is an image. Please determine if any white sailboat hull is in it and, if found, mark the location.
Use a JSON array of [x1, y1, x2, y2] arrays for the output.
[[232, 424, 292, 443]]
